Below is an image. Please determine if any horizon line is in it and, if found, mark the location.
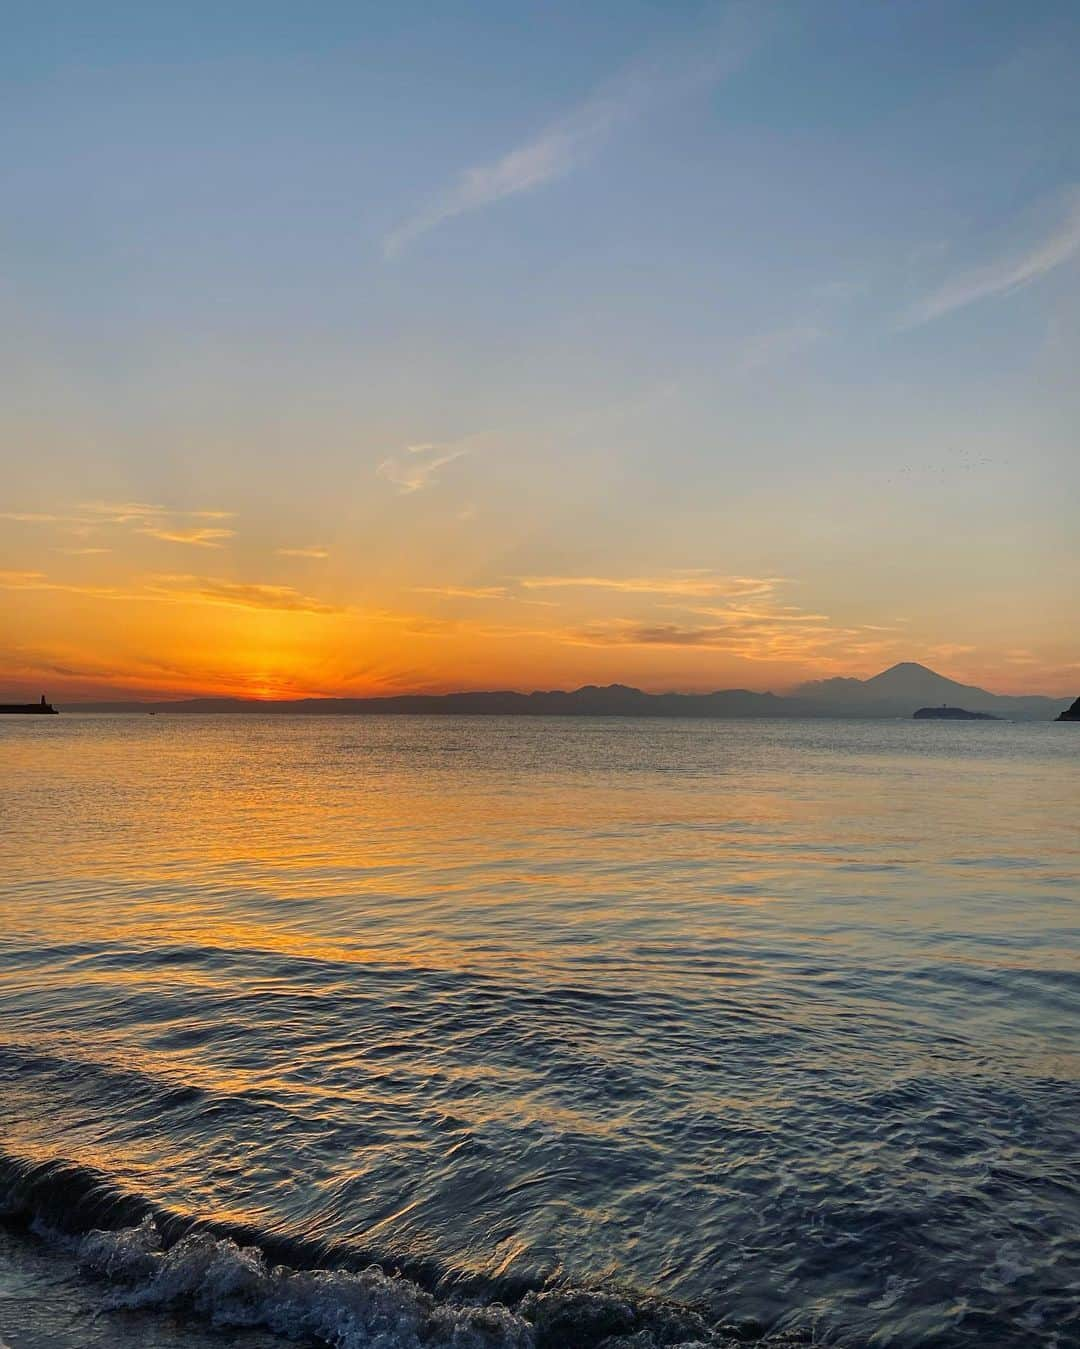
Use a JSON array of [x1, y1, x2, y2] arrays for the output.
[[22, 662, 1073, 709]]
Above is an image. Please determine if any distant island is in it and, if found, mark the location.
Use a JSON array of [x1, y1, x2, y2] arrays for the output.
[[913, 706, 999, 720], [1057, 696, 1080, 722], [49, 663, 1073, 722]]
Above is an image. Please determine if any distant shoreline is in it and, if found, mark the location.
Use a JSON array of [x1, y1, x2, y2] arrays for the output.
[[21, 662, 1071, 723], [52, 706, 1064, 724]]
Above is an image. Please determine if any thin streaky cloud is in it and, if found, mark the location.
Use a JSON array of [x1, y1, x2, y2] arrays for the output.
[[78, 501, 236, 525], [383, 12, 758, 256], [137, 525, 235, 548], [0, 512, 83, 524], [559, 615, 901, 666], [146, 576, 341, 614], [3, 503, 236, 530], [0, 570, 48, 585], [277, 546, 330, 559], [414, 585, 509, 600], [377, 443, 468, 493], [0, 571, 129, 600], [0, 569, 337, 615], [384, 94, 624, 257], [78, 500, 163, 523], [903, 187, 1080, 327], [679, 605, 832, 624], [519, 573, 786, 599]]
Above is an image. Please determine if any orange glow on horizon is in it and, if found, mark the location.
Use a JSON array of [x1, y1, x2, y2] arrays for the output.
[[2, 508, 1077, 701]]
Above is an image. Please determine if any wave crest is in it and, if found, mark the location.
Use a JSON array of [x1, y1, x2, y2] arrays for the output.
[[78, 1217, 531, 1349], [1, 1146, 807, 1349], [72, 1217, 806, 1349]]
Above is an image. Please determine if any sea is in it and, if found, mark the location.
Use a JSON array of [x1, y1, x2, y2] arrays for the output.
[[0, 713, 1077, 1349]]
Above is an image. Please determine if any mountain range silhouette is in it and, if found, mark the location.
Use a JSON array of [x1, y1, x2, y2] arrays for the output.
[[63, 662, 1071, 721]]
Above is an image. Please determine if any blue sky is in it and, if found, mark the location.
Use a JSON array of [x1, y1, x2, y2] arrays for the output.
[[2, 1, 1078, 698]]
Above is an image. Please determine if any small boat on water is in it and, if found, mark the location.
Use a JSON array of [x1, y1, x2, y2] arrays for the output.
[[0, 694, 58, 715]]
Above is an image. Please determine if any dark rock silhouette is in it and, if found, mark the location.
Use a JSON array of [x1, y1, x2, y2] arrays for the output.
[[1056, 696, 1080, 722], [913, 706, 998, 720], [0, 693, 58, 715]]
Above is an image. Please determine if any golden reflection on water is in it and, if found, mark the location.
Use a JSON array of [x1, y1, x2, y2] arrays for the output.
[[1, 712, 1078, 1349], [2, 714, 1076, 985]]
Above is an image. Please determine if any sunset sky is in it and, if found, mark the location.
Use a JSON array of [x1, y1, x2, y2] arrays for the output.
[[2, 0, 1078, 701]]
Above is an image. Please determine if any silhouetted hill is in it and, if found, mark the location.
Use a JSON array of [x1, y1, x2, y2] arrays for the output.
[[64, 685, 811, 718], [795, 662, 1066, 721], [59, 663, 1070, 720], [1057, 696, 1080, 722]]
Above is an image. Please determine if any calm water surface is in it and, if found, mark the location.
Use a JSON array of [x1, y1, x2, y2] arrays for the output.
[[0, 715, 1077, 1348]]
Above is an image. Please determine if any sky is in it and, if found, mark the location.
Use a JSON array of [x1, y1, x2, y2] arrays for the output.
[[2, 0, 1078, 701]]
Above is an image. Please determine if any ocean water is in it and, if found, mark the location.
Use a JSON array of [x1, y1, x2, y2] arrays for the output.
[[0, 713, 1077, 1349]]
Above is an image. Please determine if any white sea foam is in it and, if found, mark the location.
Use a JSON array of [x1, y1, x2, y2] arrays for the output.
[[69, 1219, 759, 1349], [78, 1218, 533, 1349]]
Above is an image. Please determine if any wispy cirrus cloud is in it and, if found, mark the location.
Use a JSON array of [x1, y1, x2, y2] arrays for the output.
[[518, 572, 786, 599], [384, 94, 628, 258], [137, 525, 234, 548], [2, 501, 237, 547], [0, 567, 340, 616], [377, 443, 468, 493], [902, 187, 1080, 327], [561, 614, 894, 667], [518, 570, 910, 668], [277, 546, 330, 559], [76, 501, 163, 524], [383, 14, 757, 256], [414, 585, 509, 600], [0, 570, 48, 587], [145, 576, 342, 614], [0, 512, 83, 524], [80, 502, 234, 522], [565, 602, 836, 650], [568, 621, 746, 648], [0, 570, 129, 600]]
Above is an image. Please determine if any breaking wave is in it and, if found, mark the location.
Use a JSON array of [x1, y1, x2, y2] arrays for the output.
[[0, 1148, 806, 1349]]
